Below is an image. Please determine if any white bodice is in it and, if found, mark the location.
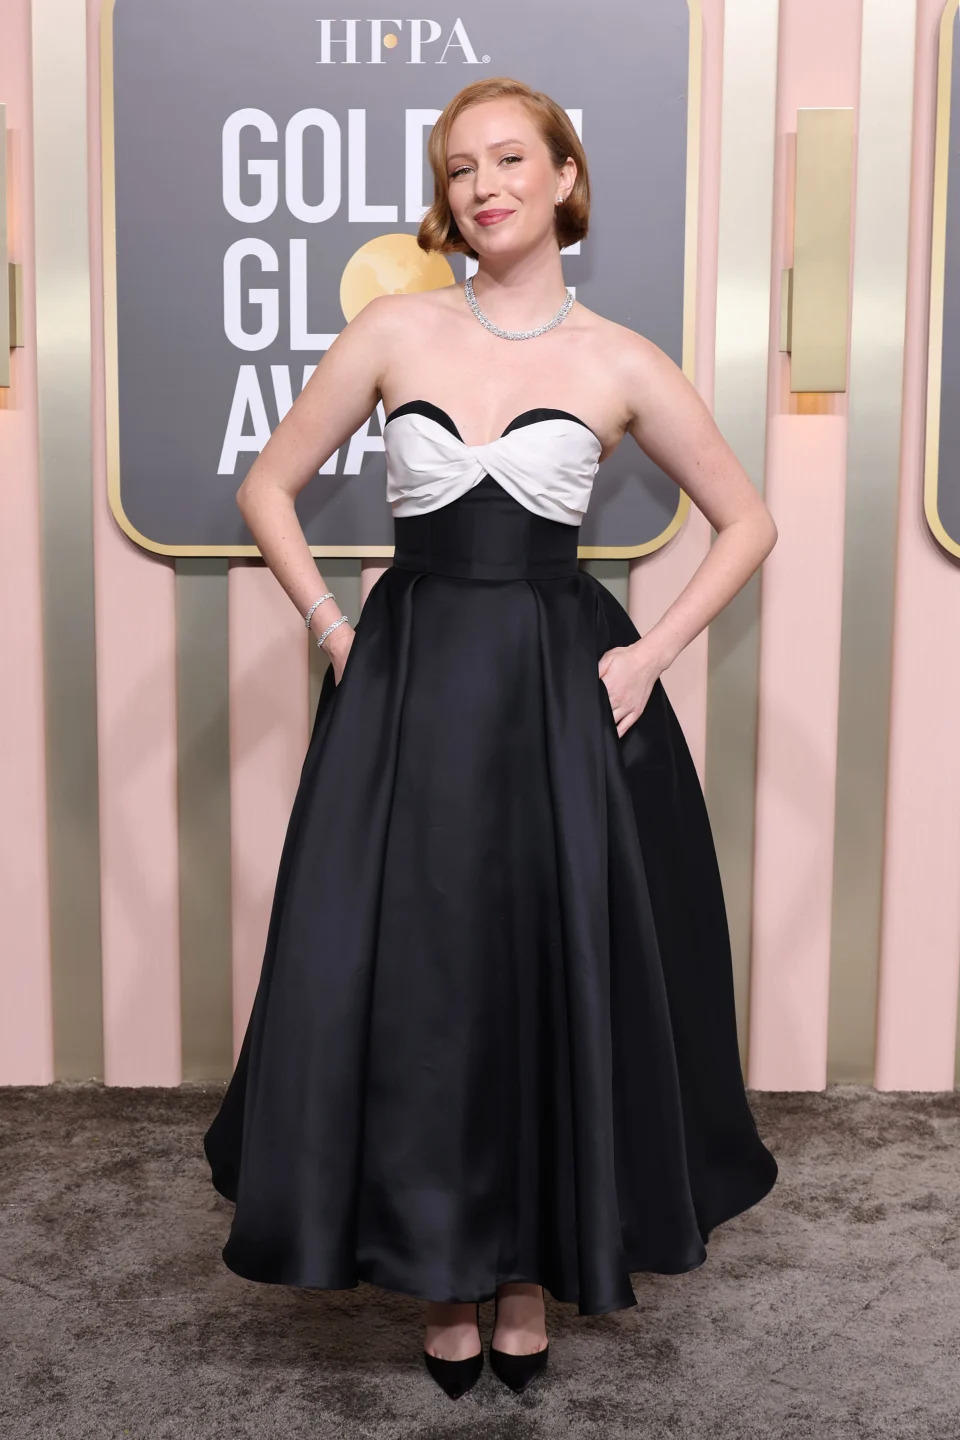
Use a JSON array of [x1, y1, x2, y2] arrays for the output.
[[383, 401, 602, 526]]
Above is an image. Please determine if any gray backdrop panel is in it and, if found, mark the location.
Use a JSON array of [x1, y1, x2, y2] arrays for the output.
[[109, 0, 692, 553]]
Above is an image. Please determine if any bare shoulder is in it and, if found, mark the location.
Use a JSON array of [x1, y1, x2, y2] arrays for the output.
[[577, 308, 685, 419], [349, 286, 459, 363], [360, 285, 461, 327], [600, 317, 670, 378], [573, 310, 769, 540], [342, 290, 415, 341], [339, 288, 448, 344]]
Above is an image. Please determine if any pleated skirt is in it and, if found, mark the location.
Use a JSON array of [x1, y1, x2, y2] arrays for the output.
[[203, 474, 778, 1315]]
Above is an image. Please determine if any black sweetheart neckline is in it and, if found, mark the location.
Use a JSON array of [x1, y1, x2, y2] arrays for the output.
[[384, 398, 602, 451]]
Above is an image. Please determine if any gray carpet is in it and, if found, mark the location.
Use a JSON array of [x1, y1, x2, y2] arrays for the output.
[[0, 1084, 957, 1440]]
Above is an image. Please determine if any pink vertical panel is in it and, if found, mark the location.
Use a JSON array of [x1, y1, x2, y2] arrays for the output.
[[751, 418, 848, 1089], [875, 0, 960, 1090], [87, 0, 182, 1085], [627, 0, 726, 780], [748, 0, 861, 1090], [0, 0, 54, 1084], [228, 565, 309, 1051]]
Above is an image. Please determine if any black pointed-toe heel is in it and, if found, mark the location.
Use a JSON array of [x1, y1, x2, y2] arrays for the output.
[[489, 1290, 550, 1394], [422, 1301, 483, 1400]]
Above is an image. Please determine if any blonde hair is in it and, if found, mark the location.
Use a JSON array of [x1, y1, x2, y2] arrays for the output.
[[417, 77, 590, 260]]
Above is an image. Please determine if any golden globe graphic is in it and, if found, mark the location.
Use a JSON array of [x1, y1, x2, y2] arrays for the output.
[[340, 235, 456, 322]]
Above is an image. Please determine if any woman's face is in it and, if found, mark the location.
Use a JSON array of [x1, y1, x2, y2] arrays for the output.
[[444, 98, 575, 257]]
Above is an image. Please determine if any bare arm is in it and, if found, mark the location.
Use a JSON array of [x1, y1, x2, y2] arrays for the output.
[[600, 332, 778, 736], [235, 293, 398, 673], [622, 333, 777, 669]]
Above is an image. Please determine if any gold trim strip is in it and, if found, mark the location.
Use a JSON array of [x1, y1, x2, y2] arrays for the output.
[[924, 0, 960, 558], [929, 3, 960, 1088], [706, 0, 780, 1075], [176, 559, 234, 1080], [1, 102, 10, 388], [827, 0, 917, 1083], [35, 0, 104, 1078]]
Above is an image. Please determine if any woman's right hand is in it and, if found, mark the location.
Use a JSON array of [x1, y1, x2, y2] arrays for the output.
[[323, 624, 356, 686]]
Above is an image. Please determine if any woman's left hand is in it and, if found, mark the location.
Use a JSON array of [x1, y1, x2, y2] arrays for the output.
[[599, 639, 663, 738]]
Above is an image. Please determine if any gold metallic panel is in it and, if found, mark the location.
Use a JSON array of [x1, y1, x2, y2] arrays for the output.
[[176, 560, 234, 1080], [779, 266, 793, 354], [1, 102, 9, 387], [924, 0, 960, 559], [707, 0, 780, 1075], [827, 0, 917, 1084], [787, 108, 855, 393], [33, 0, 104, 1078], [0, 103, 24, 387], [8, 262, 24, 350]]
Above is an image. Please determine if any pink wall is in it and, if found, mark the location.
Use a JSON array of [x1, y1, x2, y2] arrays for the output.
[[86, 0, 182, 1085], [1, 0, 958, 1089], [749, 0, 862, 1089], [629, 0, 725, 776], [0, 0, 54, 1083], [875, 0, 960, 1089]]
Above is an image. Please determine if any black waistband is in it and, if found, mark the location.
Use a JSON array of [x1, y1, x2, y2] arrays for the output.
[[391, 476, 580, 581]]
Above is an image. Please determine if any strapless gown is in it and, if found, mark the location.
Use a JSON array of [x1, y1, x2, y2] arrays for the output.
[[202, 397, 779, 1316]]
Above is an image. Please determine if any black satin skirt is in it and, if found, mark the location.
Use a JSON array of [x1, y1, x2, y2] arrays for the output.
[[203, 475, 778, 1316]]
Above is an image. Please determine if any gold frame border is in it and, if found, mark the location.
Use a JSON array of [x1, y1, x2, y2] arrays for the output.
[[101, 0, 700, 558], [923, 0, 960, 558]]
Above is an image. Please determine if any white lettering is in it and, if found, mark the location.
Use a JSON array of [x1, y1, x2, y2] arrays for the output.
[[289, 240, 338, 350], [223, 239, 279, 350], [436, 18, 482, 65], [218, 366, 272, 472], [316, 19, 360, 64], [407, 18, 442, 65], [286, 110, 341, 223], [222, 109, 278, 222], [349, 110, 398, 222], [405, 110, 441, 221]]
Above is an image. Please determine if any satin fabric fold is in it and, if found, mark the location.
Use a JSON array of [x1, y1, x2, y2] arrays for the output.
[[204, 475, 777, 1315], [384, 400, 601, 525]]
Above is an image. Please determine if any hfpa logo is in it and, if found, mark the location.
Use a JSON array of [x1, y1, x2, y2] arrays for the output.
[[315, 18, 490, 65]]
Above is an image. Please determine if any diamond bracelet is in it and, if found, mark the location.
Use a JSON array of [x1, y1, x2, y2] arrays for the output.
[[304, 592, 335, 628], [315, 614, 349, 650]]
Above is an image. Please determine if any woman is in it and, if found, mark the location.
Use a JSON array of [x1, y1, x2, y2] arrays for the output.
[[204, 75, 779, 1401]]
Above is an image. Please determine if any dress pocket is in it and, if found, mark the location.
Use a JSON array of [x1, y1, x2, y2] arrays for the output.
[[333, 632, 357, 690]]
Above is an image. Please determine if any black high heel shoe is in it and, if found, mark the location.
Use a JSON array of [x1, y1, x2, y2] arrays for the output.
[[422, 1300, 483, 1400], [489, 1288, 550, 1394]]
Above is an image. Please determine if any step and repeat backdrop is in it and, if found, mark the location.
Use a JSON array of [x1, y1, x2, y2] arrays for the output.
[[103, 0, 699, 558], [13, 0, 959, 1091]]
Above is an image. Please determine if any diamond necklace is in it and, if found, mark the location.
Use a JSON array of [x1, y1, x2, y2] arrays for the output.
[[463, 274, 574, 341]]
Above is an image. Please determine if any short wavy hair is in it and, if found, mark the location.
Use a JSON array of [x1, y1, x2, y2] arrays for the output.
[[418, 77, 590, 260]]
